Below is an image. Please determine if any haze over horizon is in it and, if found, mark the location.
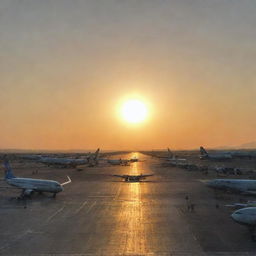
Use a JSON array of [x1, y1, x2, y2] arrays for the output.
[[1, 0, 256, 150]]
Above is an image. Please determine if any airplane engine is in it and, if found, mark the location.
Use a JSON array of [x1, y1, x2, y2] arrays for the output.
[[24, 189, 34, 196]]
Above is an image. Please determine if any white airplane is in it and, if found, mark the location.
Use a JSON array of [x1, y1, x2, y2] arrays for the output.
[[165, 148, 187, 164], [149, 148, 174, 159], [112, 174, 154, 182], [200, 146, 232, 160], [229, 151, 256, 159], [107, 159, 131, 166], [231, 207, 256, 240], [21, 155, 42, 161], [207, 179, 256, 195], [39, 148, 100, 168], [225, 201, 256, 209], [3, 159, 71, 199]]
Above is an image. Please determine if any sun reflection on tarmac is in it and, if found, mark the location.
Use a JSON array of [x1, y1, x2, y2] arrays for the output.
[[125, 157, 146, 254], [106, 153, 152, 255]]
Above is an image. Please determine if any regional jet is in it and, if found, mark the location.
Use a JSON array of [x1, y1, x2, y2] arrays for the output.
[[112, 174, 154, 182], [231, 207, 256, 240], [39, 148, 100, 168], [200, 146, 232, 160], [3, 159, 71, 199], [207, 179, 256, 195]]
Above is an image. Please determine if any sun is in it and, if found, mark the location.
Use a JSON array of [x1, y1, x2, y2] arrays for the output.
[[121, 99, 148, 123]]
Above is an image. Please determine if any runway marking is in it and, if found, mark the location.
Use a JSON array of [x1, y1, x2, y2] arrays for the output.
[[46, 206, 65, 223], [88, 195, 115, 198], [0, 229, 33, 252], [74, 201, 88, 214], [86, 201, 97, 213], [114, 185, 122, 200]]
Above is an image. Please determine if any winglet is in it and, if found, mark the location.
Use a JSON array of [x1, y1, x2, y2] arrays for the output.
[[61, 176, 71, 186]]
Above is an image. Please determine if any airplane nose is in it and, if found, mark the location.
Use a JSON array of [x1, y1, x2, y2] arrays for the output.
[[206, 180, 214, 187], [231, 212, 237, 221], [231, 211, 243, 223]]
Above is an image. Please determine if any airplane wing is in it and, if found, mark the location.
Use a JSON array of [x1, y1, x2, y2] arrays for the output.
[[61, 176, 72, 186], [225, 203, 247, 208], [140, 174, 154, 178], [112, 175, 127, 178], [242, 190, 256, 195]]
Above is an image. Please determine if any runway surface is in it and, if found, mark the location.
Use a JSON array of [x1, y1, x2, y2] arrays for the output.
[[0, 153, 256, 255]]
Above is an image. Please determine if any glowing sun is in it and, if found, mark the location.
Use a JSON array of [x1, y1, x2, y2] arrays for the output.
[[121, 99, 148, 123]]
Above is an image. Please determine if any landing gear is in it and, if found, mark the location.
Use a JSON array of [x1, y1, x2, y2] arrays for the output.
[[18, 189, 26, 200], [249, 226, 256, 241], [52, 193, 56, 198]]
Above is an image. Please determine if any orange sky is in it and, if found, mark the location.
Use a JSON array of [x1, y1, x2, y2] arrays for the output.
[[1, 1, 256, 150]]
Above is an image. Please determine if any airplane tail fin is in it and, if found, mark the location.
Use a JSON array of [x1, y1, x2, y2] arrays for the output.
[[94, 148, 100, 162], [167, 148, 174, 158], [3, 158, 16, 179], [200, 146, 208, 156], [87, 149, 99, 166]]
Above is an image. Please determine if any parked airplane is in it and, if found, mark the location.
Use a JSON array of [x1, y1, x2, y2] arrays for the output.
[[207, 179, 256, 195], [225, 201, 256, 209], [213, 166, 242, 175], [200, 146, 232, 160], [21, 155, 42, 161], [3, 159, 71, 198], [229, 151, 256, 159], [112, 174, 154, 182], [107, 159, 131, 166], [39, 148, 100, 168], [165, 148, 187, 164], [150, 148, 173, 159], [231, 207, 256, 240]]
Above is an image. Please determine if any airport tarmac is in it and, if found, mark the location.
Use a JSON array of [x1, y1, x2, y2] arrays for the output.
[[0, 153, 256, 255]]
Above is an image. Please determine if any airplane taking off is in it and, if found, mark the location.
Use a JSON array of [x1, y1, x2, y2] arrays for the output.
[[207, 179, 256, 195], [39, 148, 100, 168], [3, 159, 71, 199], [200, 146, 232, 160], [112, 174, 153, 182], [231, 207, 256, 240]]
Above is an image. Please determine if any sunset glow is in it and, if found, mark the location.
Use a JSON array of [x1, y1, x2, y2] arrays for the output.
[[121, 100, 148, 124]]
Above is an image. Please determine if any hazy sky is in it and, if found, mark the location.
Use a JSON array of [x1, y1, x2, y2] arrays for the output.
[[1, 0, 256, 150]]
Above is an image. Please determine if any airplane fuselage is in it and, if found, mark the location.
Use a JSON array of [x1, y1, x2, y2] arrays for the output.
[[40, 157, 87, 167], [231, 207, 256, 226], [7, 178, 63, 194], [108, 159, 130, 165], [200, 154, 232, 160], [207, 179, 256, 194]]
